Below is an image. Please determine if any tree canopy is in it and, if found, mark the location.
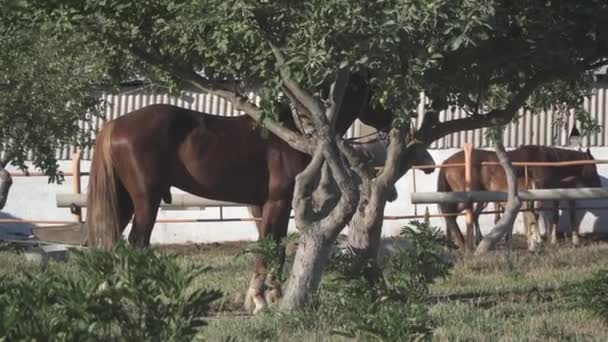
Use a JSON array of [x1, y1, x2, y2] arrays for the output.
[[2, 1, 606, 169], [0, 1, 118, 180], [33, 0, 608, 138], [7, 0, 608, 309]]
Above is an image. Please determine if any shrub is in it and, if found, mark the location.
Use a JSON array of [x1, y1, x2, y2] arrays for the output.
[[323, 220, 455, 341], [236, 233, 298, 284], [0, 242, 222, 341]]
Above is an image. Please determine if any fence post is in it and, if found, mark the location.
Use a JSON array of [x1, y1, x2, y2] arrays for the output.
[[463, 143, 475, 251], [72, 150, 82, 223]]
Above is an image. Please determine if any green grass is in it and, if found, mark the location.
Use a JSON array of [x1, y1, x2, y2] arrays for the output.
[[2, 237, 608, 341]]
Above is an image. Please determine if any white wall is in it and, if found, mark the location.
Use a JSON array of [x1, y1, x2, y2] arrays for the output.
[[2, 147, 608, 243]]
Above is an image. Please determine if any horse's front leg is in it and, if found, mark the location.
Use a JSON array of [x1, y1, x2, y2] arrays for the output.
[[244, 199, 291, 314], [522, 202, 539, 252], [547, 200, 559, 245]]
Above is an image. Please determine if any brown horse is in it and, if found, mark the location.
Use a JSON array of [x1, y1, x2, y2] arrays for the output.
[[510, 146, 601, 248], [437, 145, 601, 250], [85, 77, 405, 313], [436, 149, 531, 249], [0, 163, 12, 210]]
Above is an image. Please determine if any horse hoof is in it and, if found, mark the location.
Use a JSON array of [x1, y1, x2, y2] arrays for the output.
[[527, 240, 537, 253], [264, 273, 283, 305], [244, 287, 267, 315], [245, 273, 268, 314]]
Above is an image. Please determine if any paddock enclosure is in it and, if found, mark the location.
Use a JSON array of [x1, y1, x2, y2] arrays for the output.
[[2, 81, 608, 244]]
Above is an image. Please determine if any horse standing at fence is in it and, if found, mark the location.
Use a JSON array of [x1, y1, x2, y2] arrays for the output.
[[437, 145, 601, 251], [436, 149, 536, 249], [0, 163, 12, 210], [510, 146, 602, 247], [84, 75, 432, 313]]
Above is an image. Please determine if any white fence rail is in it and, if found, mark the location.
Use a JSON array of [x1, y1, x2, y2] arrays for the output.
[[411, 187, 608, 204]]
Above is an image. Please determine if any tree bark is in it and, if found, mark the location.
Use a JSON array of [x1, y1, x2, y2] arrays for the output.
[[347, 183, 385, 261], [280, 229, 335, 309], [346, 127, 425, 263], [279, 71, 360, 311], [475, 133, 522, 255], [280, 140, 360, 310]]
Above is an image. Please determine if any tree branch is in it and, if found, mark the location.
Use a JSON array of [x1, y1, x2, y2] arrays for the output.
[[293, 143, 325, 228], [476, 134, 522, 254], [129, 46, 314, 154], [416, 74, 547, 145], [319, 141, 359, 231], [268, 42, 328, 130]]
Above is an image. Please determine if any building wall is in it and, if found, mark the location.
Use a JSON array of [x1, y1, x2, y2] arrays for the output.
[[12, 82, 608, 162], [423, 82, 608, 149]]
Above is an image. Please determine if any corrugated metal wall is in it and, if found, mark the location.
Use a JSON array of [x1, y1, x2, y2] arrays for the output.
[[12, 82, 608, 161], [423, 83, 608, 149], [62, 86, 360, 160]]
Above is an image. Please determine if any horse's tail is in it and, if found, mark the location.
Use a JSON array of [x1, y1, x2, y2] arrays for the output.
[[86, 121, 120, 249]]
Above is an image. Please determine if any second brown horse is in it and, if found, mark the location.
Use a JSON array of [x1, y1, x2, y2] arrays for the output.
[[437, 145, 601, 250]]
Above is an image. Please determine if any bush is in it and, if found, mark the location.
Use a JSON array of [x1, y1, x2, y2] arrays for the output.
[[323, 220, 455, 341], [236, 233, 298, 284], [569, 268, 608, 321], [0, 242, 222, 341]]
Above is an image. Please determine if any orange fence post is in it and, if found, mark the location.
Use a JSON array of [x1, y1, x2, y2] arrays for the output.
[[72, 150, 83, 223], [463, 143, 475, 251]]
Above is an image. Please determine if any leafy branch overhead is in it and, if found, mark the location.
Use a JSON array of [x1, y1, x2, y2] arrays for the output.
[[34, 0, 607, 144]]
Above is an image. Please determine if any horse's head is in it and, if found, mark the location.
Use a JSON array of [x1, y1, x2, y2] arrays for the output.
[[356, 106, 393, 136], [335, 74, 394, 136], [581, 148, 602, 187], [0, 166, 13, 210], [412, 144, 436, 175]]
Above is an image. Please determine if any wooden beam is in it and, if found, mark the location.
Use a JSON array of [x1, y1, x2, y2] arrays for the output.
[[56, 193, 247, 208], [411, 187, 608, 204]]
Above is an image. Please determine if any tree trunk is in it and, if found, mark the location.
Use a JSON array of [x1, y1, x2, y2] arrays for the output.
[[0, 163, 12, 210], [280, 138, 360, 311], [280, 229, 335, 309], [346, 139, 390, 261], [475, 133, 522, 255], [347, 189, 385, 261]]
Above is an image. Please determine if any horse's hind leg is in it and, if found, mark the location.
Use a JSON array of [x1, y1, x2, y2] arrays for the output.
[[245, 198, 291, 314], [569, 200, 581, 247], [439, 202, 465, 249], [248, 205, 263, 232], [128, 193, 162, 248], [117, 181, 134, 236], [473, 202, 487, 245]]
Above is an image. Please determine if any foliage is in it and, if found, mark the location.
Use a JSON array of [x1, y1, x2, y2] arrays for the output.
[[0, 242, 222, 341], [236, 233, 298, 284], [321, 220, 455, 341], [569, 268, 608, 321], [0, 2, 121, 181], [37, 0, 608, 128]]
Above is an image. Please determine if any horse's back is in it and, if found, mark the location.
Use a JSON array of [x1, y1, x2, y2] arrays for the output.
[[107, 104, 307, 205], [440, 148, 499, 192]]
